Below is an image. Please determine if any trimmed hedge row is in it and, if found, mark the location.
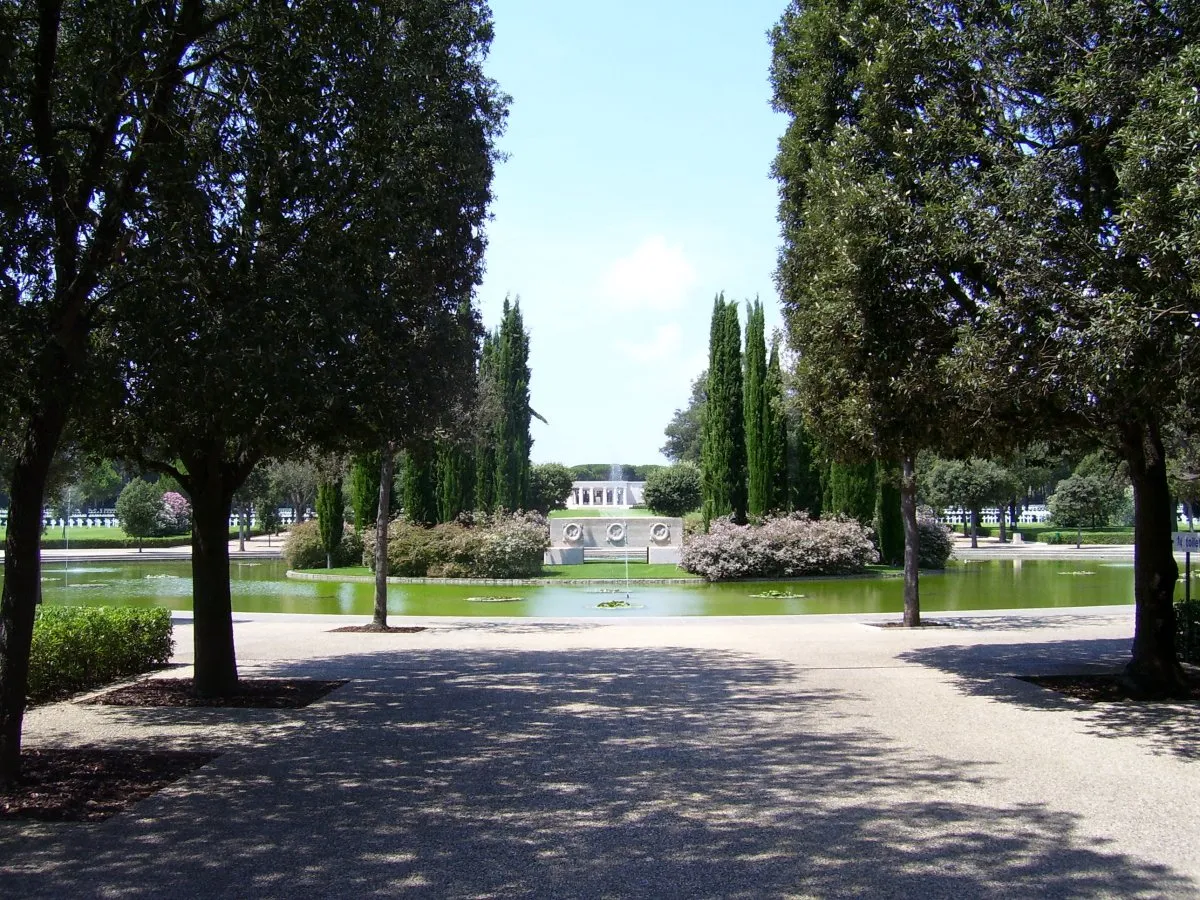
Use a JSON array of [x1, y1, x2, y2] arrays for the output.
[[1034, 531, 1137, 545], [38, 535, 191, 550], [29, 606, 174, 703]]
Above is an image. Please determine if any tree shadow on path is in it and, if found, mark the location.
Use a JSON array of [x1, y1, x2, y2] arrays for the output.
[[1, 646, 1190, 898], [899, 639, 1200, 761]]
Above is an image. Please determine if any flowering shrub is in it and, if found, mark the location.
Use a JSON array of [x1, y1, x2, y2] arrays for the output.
[[363, 511, 549, 578], [158, 491, 192, 535], [681, 513, 877, 581], [917, 514, 954, 569]]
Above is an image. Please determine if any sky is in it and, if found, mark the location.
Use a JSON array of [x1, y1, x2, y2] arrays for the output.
[[476, 0, 790, 466]]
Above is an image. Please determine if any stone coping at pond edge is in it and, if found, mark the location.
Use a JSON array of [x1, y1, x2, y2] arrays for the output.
[[285, 570, 705, 586]]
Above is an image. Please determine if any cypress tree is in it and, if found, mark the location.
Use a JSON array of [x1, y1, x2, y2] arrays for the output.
[[876, 462, 905, 566], [764, 334, 788, 512], [436, 440, 474, 523], [790, 419, 822, 516], [348, 452, 381, 533], [474, 332, 499, 512], [315, 479, 345, 569], [744, 299, 768, 516], [829, 460, 877, 525], [493, 297, 532, 511], [701, 294, 748, 524], [402, 444, 438, 526]]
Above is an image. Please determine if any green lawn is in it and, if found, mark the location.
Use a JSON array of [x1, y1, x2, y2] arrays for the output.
[[294, 563, 692, 580], [548, 508, 656, 518]]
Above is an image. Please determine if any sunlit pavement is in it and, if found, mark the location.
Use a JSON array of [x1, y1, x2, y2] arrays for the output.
[[4, 606, 1198, 898]]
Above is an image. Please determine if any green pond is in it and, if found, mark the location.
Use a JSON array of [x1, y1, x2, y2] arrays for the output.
[[5, 558, 1167, 617]]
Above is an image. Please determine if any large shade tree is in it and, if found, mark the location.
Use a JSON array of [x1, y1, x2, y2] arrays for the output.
[[0, 0, 238, 783], [770, 0, 994, 626], [957, 0, 1200, 694]]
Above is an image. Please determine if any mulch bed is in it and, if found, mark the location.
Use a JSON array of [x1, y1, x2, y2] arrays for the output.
[[871, 620, 954, 629], [1019, 673, 1200, 703], [329, 624, 427, 634], [82, 678, 347, 709], [1, 747, 218, 822]]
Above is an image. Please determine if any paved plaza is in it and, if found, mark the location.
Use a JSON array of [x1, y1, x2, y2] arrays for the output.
[[1, 603, 1197, 898]]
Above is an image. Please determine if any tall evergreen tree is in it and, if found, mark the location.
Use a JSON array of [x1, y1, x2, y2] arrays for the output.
[[876, 463, 905, 566], [701, 294, 748, 524], [474, 332, 500, 512], [402, 444, 438, 526], [744, 300, 769, 516], [316, 479, 345, 569], [828, 461, 877, 525], [789, 418, 823, 516], [349, 453, 381, 533], [493, 297, 532, 511], [764, 335, 789, 512], [436, 440, 474, 523]]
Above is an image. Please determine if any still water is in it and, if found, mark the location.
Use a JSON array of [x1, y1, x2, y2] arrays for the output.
[[9, 558, 1151, 617]]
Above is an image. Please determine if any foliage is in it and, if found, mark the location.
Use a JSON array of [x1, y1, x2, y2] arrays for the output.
[[402, 445, 438, 526], [159, 491, 192, 535], [681, 514, 877, 582], [1037, 531, 1137, 546], [114, 480, 165, 546], [493, 298, 533, 512], [284, 521, 363, 571], [922, 458, 1015, 518], [701, 294, 748, 524], [1048, 475, 1122, 531], [744, 299, 769, 516], [315, 480, 346, 568], [349, 453, 382, 533], [268, 459, 320, 523], [764, 336, 789, 512], [643, 465, 702, 518], [827, 461, 877, 526], [661, 372, 706, 465], [916, 515, 954, 570], [876, 469, 905, 566], [28, 607, 173, 704], [362, 512, 549, 579], [528, 463, 574, 515], [437, 442, 475, 523], [1176, 600, 1200, 666]]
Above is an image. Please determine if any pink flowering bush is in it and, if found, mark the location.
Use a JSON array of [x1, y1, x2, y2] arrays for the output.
[[681, 513, 877, 581], [157, 491, 192, 536]]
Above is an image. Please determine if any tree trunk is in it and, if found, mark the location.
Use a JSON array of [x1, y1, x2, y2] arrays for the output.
[[0, 402, 68, 784], [970, 508, 980, 549], [190, 479, 239, 697], [0, 446, 63, 783], [373, 445, 394, 628], [900, 455, 921, 628], [1076, 526, 1082, 550], [1121, 418, 1186, 697], [326, 552, 332, 570], [238, 508, 247, 552], [998, 509, 1007, 544]]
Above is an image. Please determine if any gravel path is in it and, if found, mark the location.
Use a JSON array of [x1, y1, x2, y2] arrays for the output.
[[2, 607, 1197, 898]]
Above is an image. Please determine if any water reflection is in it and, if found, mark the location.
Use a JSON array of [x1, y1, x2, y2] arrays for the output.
[[0, 558, 1149, 618]]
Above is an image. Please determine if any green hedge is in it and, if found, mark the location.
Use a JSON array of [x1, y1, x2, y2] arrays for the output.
[[1034, 531, 1137, 545], [38, 535, 192, 550], [29, 606, 174, 703]]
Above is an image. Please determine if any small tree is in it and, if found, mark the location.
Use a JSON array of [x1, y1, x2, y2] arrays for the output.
[[348, 453, 381, 533], [115, 480, 164, 552], [923, 458, 1016, 549], [315, 480, 345, 570], [1049, 475, 1118, 547], [528, 463, 574, 515], [643, 465, 702, 518]]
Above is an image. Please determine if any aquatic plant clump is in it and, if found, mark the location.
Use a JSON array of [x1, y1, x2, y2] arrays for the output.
[[681, 513, 877, 582]]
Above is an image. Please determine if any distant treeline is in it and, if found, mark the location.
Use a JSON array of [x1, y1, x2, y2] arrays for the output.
[[568, 464, 665, 482]]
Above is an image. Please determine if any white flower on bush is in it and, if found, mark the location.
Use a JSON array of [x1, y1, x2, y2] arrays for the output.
[[681, 513, 877, 581]]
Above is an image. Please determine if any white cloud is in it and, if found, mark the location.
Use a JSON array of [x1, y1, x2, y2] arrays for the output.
[[615, 322, 682, 365], [600, 235, 698, 311]]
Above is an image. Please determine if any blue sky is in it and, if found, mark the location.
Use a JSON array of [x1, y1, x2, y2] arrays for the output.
[[477, 0, 789, 466]]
